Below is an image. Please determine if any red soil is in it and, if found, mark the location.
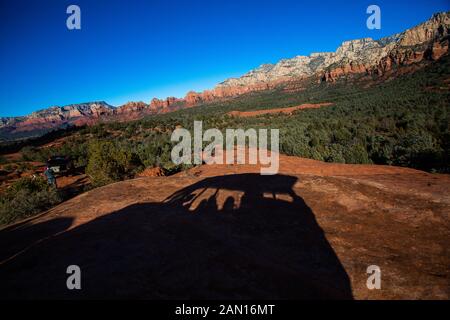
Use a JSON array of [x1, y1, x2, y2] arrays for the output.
[[136, 167, 166, 177], [228, 103, 333, 118]]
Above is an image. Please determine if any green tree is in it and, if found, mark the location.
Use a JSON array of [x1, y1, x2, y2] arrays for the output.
[[86, 140, 130, 187]]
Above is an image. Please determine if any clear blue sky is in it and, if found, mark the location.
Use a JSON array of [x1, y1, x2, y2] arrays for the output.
[[0, 0, 449, 117]]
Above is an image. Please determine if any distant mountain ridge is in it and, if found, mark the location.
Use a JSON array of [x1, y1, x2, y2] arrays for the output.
[[217, 12, 450, 85], [0, 102, 116, 141], [1, 11, 449, 141]]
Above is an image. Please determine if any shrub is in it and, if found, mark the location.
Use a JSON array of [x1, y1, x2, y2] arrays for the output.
[[3, 163, 14, 173], [0, 177, 63, 225], [344, 144, 371, 164], [21, 146, 48, 162], [86, 140, 131, 187]]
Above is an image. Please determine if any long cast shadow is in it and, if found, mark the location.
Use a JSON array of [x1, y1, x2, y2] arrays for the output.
[[0, 174, 353, 299]]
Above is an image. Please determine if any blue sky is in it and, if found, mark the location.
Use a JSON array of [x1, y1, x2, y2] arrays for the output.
[[0, 0, 449, 117]]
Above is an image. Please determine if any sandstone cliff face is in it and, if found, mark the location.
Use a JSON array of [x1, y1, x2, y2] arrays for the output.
[[0, 102, 115, 135], [398, 12, 450, 46], [219, 12, 450, 85], [319, 12, 450, 82], [1, 12, 449, 141], [113, 101, 152, 121], [28, 102, 115, 121], [115, 101, 148, 114], [149, 97, 184, 112]]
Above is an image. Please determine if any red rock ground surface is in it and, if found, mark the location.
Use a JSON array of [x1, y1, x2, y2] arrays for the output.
[[227, 103, 333, 117], [0, 154, 449, 299]]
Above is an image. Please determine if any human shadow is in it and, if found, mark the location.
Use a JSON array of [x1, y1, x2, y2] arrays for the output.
[[0, 174, 353, 299]]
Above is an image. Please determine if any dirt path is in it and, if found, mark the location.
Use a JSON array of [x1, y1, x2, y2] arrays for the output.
[[227, 102, 333, 118]]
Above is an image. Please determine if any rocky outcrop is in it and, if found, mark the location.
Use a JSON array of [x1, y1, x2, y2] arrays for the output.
[[219, 12, 449, 85], [319, 12, 450, 82], [29, 102, 115, 121], [0, 102, 115, 136], [113, 101, 152, 121], [116, 101, 148, 114], [149, 97, 183, 111]]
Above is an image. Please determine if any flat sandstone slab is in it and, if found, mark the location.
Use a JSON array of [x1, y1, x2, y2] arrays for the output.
[[0, 156, 448, 299]]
